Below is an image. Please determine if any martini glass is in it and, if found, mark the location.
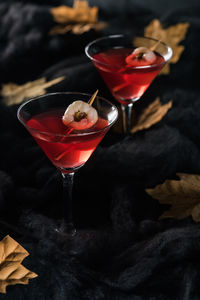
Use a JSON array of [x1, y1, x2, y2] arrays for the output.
[[17, 92, 118, 236], [85, 35, 173, 135]]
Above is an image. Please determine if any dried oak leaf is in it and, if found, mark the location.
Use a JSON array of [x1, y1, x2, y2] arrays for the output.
[[0, 235, 37, 294], [49, 0, 107, 35], [131, 97, 172, 134], [144, 19, 190, 74], [0, 76, 65, 106], [146, 173, 200, 222]]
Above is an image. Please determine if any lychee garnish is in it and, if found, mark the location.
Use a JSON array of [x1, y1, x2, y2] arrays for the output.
[[125, 47, 156, 67], [62, 100, 98, 130]]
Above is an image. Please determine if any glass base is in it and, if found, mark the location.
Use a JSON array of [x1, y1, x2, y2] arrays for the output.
[[55, 219, 76, 236], [114, 95, 140, 105], [58, 163, 85, 174]]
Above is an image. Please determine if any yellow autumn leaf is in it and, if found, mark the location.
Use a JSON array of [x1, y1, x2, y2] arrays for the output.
[[0, 76, 65, 106], [144, 19, 190, 74], [49, 0, 107, 35], [49, 22, 107, 35], [146, 173, 200, 222], [51, 0, 98, 24], [131, 97, 172, 134], [0, 235, 37, 294]]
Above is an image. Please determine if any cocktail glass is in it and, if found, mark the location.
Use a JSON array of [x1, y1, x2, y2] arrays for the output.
[[17, 92, 118, 235], [85, 35, 173, 135]]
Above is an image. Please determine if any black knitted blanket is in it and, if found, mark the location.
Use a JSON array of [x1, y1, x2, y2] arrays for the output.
[[0, 0, 200, 299]]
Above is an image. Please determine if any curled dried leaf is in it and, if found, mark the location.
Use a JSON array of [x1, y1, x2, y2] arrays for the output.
[[146, 173, 200, 222], [0, 235, 37, 294], [131, 97, 172, 134], [0, 76, 65, 106]]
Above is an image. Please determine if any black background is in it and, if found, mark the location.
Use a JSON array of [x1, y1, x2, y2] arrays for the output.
[[0, 0, 200, 299]]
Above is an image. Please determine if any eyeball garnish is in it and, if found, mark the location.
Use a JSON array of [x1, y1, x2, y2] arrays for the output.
[[62, 100, 98, 130], [125, 47, 156, 67]]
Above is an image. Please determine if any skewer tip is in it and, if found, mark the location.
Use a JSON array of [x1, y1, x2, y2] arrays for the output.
[[88, 89, 99, 106]]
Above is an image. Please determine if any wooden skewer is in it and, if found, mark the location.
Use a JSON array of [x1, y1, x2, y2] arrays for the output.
[[88, 89, 98, 106], [64, 127, 73, 135], [56, 126, 73, 145], [150, 39, 161, 52], [112, 82, 128, 93], [55, 147, 72, 161], [55, 152, 66, 161]]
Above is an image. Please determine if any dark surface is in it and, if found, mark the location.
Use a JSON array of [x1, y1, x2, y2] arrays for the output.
[[0, 0, 200, 299]]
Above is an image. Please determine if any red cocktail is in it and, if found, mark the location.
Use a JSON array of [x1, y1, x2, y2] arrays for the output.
[[27, 109, 108, 172], [17, 92, 118, 235], [93, 48, 165, 103], [85, 35, 173, 134]]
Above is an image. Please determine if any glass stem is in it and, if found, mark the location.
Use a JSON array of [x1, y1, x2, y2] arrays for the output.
[[60, 172, 76, 236], [121, 103, 133, 135]]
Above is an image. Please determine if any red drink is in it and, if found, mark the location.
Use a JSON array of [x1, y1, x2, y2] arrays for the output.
[[26, 109, 108, 172], [93, 48, 165, 104]]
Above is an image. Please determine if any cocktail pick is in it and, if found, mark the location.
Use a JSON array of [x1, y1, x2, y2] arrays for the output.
[[112, 83, 128, 93], [150, 39, 161, 51], [88, 89, 98, 105]]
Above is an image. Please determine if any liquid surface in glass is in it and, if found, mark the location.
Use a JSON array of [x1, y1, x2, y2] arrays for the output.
[[93, 48, 165, 103], [26, 108, 108, 171]]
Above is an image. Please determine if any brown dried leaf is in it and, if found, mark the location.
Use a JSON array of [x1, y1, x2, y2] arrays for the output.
[[0, 76, 65, 106], [0, 235, 37, 294], [51, 0, 98, 24], [131, 97, 172, 134], [146, 173, 200, 222], [144, 19, 190, 74], [49, 21, 107, 35], [49, 0, 106, 35]]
